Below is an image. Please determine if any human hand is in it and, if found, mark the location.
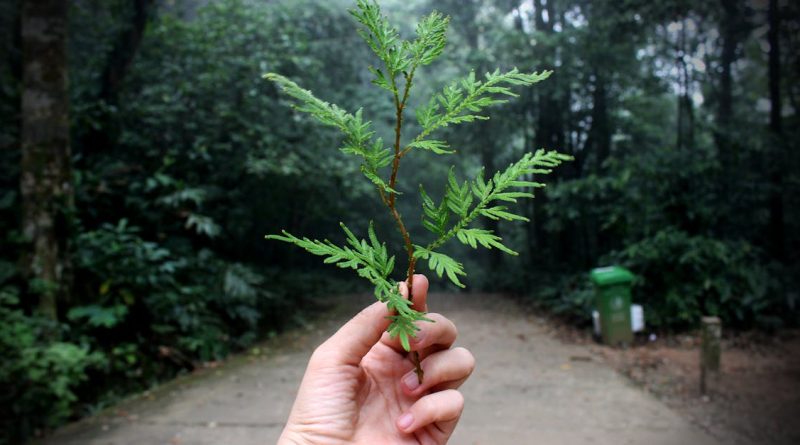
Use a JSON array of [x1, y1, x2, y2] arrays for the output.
[[278, 274, 474, 445]]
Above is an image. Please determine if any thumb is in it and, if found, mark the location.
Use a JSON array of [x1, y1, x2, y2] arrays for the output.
[[313, 301, 391, 367], [312, 274, 429, 367]]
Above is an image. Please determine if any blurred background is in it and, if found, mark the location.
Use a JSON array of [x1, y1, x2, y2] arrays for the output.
[[1, 0, 798, 443]]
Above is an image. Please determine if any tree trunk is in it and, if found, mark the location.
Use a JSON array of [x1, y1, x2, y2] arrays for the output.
[[715, 0, 738, 216], [676, 18, 694, 151], [79, 0, 153, 158], [531, 0, 565, 265], [101, 0, 153, 101], [715, 0, 737, 162], [20, 0, 71, 320], [586, 70, 610, 172], [767, 0, 785, 260]]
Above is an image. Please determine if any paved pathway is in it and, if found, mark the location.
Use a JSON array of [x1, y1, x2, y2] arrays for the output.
[[42, 293, 719, 445]]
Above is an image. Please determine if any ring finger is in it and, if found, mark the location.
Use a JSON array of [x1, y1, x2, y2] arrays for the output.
[[400, 347, 475, 396]]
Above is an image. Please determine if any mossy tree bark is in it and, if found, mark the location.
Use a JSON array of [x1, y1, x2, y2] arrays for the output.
[[20, 0, 72, 320]]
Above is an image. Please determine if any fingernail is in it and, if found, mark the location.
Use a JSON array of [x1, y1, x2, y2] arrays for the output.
[[397, 413, 414, 430], [403, 371, 420, 391]]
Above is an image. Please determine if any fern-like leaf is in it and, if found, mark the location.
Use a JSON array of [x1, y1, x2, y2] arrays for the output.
[[419, 185, 449, 236], [413, 246, 465, 288], [415, 68, 552, 138], [455, 228, 517, 255], [407, 139, 453, 155], [266, 222, 430, 351], [350, 0, 409, 78], [422, 149, 572, 252], [409, 11, 449, 67], [266, 5, 570, 359]]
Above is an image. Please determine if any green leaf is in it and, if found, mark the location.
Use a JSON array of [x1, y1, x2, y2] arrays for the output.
[[409, 11, 449, 66], [407, 139, 454, 154], [420, 185, 449, 236], [350, 0, 410, 77], [368, 66, 393, 92], [456, 228, 518, 255], [444, 168, 473, 217], [414, 68, 553, 137], [362, 165, 399, 195], [185, 213, 221, 238], [423, 150, 571, 253], [266, 222, 396, 294], [263, 73, 352, 131], [67, 305, 128, 328], [479, 206, 529, 222], [413, 246, 465, 288]]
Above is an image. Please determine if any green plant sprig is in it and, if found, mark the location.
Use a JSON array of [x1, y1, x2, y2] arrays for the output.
[[264, 0, 570, 381]]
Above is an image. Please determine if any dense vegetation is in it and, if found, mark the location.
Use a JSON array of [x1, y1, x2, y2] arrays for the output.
[[1, 0, 797, 442]]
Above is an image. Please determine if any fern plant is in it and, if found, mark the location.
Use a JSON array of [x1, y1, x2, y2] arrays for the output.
[[264, 0, 569, 380]]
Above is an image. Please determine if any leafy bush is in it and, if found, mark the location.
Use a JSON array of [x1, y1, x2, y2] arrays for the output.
[[534, 273, 595, 325], [0, 289, 103, 442], [74, 220, 276, 363], [609, 228, 786, 330], [539, 229, 791, 331]]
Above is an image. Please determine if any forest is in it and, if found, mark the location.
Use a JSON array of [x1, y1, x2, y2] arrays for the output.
[[1, 0, 798, 442]]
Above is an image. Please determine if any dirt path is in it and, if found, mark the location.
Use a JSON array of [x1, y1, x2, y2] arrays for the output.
[[41, 293, 719, 445]]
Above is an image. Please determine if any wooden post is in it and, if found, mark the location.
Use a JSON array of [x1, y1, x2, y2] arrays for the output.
[[700, 316, 721, 395]]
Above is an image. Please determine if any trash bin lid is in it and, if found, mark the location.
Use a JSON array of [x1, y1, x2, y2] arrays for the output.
[[590, 266, 635, 286]]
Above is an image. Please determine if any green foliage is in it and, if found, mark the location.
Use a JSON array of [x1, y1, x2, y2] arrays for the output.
[[2, 0, 798, 441], [421, 151, 570, 251], [75, 220, 276, 360], [610, 229, 786, 330], [266, 1, 568, 349], [267, 222, 431, 349], [67, 304, 128, 329], [412, 246, 466, 288], [536, 228, 791, 331], [0, 290, 104, 440], [265, 73, 396, 194], [415, 69, 552, 138]]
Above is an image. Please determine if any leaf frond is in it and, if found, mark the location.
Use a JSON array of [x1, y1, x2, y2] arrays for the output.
[[413, 245, 466, 288]]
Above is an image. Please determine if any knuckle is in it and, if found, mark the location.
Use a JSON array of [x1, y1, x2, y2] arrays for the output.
[[426, 313, 456, 335], [309, 342, 335, 366], [309, 344, 326, 364]]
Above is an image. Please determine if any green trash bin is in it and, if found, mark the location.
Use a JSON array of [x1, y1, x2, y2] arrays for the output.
[[590, 266, 634, 345]]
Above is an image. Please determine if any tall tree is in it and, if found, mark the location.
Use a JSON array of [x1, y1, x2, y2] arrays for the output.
[[713, 0, 747, 220], [528, 0, 562, 263], [675, 17, 695, 150], [20, 0, 71, 320], [78, 0, 154, 158], [715, 0, 741, 164], [767, 0, 785, 260]]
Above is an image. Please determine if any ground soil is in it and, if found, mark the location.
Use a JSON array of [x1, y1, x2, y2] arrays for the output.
[[541, 313, 800, 445], [40, 293, 721, 445]]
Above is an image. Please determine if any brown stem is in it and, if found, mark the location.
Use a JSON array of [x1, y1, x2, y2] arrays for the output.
[[383, 71, 423, 383], [386, 71, 417, 290]]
